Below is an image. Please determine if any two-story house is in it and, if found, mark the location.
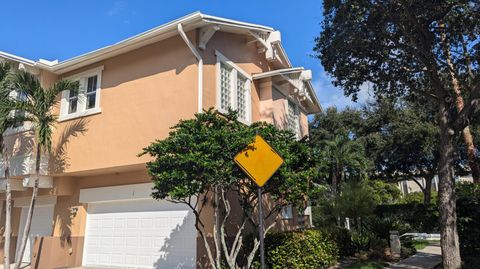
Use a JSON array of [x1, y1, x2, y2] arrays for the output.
[[0, 12, 321, 268]]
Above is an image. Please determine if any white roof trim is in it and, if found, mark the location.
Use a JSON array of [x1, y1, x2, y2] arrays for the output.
[[33, 12, 276, 74], [0, 51, 35, 66], [1, 12, 294, 76], [201, 14, 274, 32], [253, 67, 322, 114], [252, 67, 305, 80]]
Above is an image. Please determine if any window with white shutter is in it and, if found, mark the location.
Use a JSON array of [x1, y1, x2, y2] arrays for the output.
[[216, 51, 252, 124], [287, 100, 300, 138]]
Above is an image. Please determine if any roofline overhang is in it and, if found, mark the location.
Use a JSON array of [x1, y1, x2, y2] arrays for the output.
[[1, 12, 294, 75], [31, 12, 278, 75], [0, 51, 36, 66], [253, 68, 322, 114]]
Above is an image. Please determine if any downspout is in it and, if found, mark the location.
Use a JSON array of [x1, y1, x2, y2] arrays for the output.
[[178, 23, 203, 113]]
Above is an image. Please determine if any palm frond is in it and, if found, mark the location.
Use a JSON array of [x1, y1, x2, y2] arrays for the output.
[[11, 71, 41, 102]]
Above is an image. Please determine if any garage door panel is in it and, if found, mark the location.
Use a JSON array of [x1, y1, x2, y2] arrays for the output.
[[83, 199, 196, 269]]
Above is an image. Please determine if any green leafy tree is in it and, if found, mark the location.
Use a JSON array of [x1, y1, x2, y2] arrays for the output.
[[333, 181, 376, 232], [3, 71, 78, 268], [310, 107, 370, 195], [315, 2, 480, 266], [362, 99, 439, 205], [141, 109, 319, 269], [365, 179, 402, 205]]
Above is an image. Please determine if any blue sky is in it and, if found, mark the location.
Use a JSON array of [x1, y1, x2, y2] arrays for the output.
[[0, 0, 369, 109]]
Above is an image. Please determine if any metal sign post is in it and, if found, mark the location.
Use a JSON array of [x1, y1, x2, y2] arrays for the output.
[[258, 187, 265, 269], [234, 135, 284, 269]]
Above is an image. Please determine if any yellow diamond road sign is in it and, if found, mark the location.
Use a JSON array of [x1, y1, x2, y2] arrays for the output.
[[234, 135, 284, 187]]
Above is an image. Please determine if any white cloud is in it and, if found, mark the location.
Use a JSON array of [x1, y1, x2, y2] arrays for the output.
[[312, 70, 373, 110]]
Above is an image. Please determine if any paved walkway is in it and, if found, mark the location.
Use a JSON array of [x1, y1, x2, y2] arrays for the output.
[[387, 243, 442, 269]]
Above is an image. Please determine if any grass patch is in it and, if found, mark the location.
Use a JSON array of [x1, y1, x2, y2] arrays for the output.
[[345, 261, 388, 269], [412, 240, 429, 250]]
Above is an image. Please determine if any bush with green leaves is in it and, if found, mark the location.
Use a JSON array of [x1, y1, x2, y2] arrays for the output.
[[399, 191, 438, 205], [326, 226, 356, 257], [373, 203, 439, 233], [262, 230, 339, 269], [456, 183, 480, 258], [399, 235, 417, 258], [364, 215, 412, 242]]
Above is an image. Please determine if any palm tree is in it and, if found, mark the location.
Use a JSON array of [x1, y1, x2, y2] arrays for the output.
[[0, 62, 14, 268], [321, 134, 369, 195], [6, 71, 77, 268]]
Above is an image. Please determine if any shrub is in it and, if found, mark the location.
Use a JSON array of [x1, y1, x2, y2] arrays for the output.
[[364, 215, 412, 241], [263, 229, 339, 269], [399, 235, 417, 258], [311, 204, 337, 228], [373, 203, 439, 233], [399, 191, 437, 204], [456, 183, 480, 258], [351, 231, 376, 252], [324, 226, 356, 257]]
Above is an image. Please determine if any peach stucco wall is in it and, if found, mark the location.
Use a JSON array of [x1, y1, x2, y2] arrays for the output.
[[49, 31, 198, 175]]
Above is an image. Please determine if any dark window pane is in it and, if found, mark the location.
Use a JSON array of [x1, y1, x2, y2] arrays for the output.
[[69, 90, 78, 98], [86, 94, 96, 109], [69, 99, 77, 114], [87, 76, 97, 93]]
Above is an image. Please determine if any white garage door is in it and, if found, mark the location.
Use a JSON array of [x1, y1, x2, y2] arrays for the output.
[[83, 199, 196, 269]]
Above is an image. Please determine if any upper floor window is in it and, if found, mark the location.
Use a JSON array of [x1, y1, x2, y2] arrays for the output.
[[60, 66, 103, 121], [13, 90, 28, 127], [287, 100, 300, 138], [216, 51, 252, 124], [281, 205, 293, 219]]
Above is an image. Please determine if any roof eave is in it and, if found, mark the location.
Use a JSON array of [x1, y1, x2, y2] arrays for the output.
[[0, 51, 36, 66], [37, 12, 276, 75]]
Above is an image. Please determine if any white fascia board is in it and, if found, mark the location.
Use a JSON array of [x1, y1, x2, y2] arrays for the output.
[[275, 43, 292, 68], [305, 80, 322, 113], [252, 67, 304, 80], [79, 183, 154, 203], [201, 14, 274, 32], [0, 51, 36, 66]]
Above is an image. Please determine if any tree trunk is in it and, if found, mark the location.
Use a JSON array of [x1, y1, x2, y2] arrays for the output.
[[331, 166, 338, 196], [14, 143, 41, 269], [3, 151, 11, 268], [423, 176, 433, 206], [213, 186, 221, 269], [437, 104, 462, 269], [443, 32, 480, 183]]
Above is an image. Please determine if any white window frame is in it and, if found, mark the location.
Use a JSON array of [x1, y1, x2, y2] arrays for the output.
[[215, 50, 252, 125], [59, 66, 103, 122], [286, 99, 301, 139], [281, 205, 293, 220]]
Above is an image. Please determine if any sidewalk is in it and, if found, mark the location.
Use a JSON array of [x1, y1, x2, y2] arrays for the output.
[[387, 243, 442, 269]]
